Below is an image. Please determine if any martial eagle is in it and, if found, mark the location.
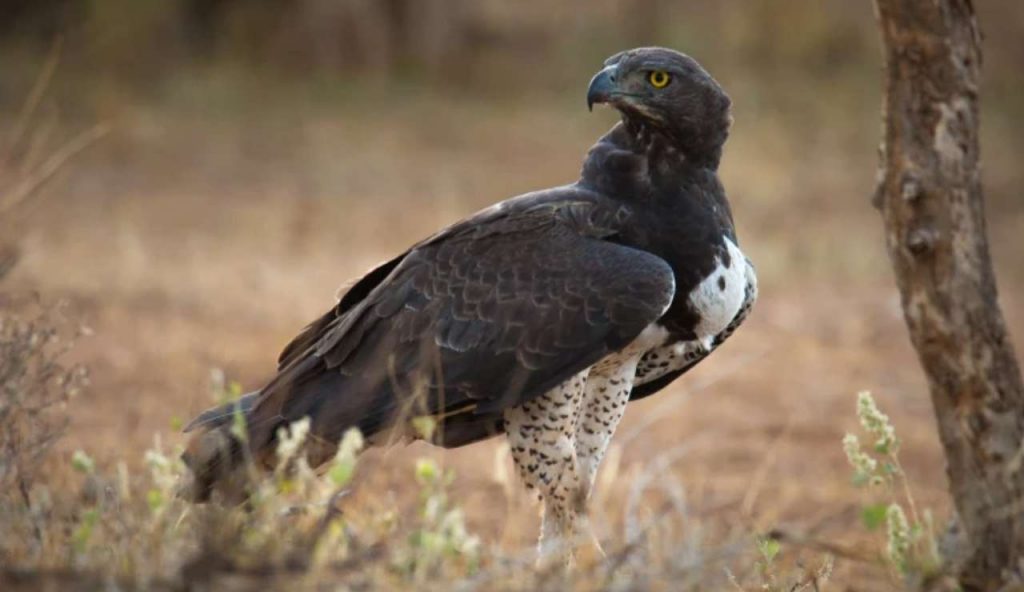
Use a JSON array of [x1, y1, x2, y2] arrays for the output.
[[182, 47, 757, 561]]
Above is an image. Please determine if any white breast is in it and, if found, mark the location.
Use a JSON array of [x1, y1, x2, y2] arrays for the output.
[[688, 237, 749, 350]]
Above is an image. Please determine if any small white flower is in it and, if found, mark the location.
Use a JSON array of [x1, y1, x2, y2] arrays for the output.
[[842, 433, 878, 478], [276, 416, 311, 467], [886, 503, 910, 572], [857, 391, 898, 453], [328, 428, 364, 488], [337, 427, 365, 459]]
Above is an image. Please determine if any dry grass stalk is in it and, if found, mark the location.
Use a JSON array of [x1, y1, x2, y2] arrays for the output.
[[0, 37, 110, 282]]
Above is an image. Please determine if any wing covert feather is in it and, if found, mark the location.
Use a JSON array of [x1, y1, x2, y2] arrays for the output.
[[245, 196, 675, 449]]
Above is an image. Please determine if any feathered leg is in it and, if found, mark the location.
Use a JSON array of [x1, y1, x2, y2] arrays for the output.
[[504, 370, 589, 566], [573, 330, 660, 560], [575, 351, 640, 499]]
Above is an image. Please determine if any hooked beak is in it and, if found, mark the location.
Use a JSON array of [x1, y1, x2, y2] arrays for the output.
[[587, 65, 618, 111]]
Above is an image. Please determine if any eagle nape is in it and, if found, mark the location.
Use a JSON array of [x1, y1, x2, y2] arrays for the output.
[[181, 46, 757, 568]]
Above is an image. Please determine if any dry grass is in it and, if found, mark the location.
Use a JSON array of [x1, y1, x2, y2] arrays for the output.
[[0, 37, 1022, 589], [0, 297, 88, 496]]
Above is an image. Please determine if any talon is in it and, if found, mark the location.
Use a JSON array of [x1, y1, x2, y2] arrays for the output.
[[572, 517, 608, 566], [590, 532, 607, 561]]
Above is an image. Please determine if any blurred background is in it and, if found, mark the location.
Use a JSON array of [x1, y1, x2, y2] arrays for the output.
[[1, 0, 1022, 585]]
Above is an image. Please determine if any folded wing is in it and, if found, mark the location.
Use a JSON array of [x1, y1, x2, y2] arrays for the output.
[[238, 196, 676, 456]]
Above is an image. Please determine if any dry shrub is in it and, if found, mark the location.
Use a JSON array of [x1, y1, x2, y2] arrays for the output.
[[0, 39, 109, 283], [0, 322, 838, 590], [0, 404, 835, 591], [0, 297, 88, 493], [0, 306, 838, 589], [0, 296, 89, 579]]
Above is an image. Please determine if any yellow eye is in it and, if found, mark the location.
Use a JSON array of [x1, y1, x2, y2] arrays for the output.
[[648, 71, 671, 88]]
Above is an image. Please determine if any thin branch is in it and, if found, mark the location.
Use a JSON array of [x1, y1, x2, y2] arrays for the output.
[[766, 528, 877, 564], [0, 123, 111, 217], [2, 37, 63, 166]]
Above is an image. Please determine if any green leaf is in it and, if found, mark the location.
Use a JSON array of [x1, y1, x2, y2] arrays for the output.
[[862, 503, 888, 530], [277, 477, 296, 494], [72, 508, 99, 553], [415, 458, 439, 485], [146, 489, 164, 512], [411, 416, 436, 441], [329, 459, 355, 487], [71, 450, 95, 474], [230, 404, 248, 443], [757, 536, 780, 564]]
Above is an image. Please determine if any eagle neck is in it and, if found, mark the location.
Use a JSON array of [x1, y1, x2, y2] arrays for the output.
[[578, 120, 728, 206], [622, 115, 723, 172]]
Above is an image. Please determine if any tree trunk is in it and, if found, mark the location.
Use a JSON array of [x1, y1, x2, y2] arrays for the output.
[[873, 0, 1024, 588]]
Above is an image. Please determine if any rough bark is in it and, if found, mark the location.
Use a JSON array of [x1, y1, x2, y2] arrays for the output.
[[873, 0, 1024, 588]]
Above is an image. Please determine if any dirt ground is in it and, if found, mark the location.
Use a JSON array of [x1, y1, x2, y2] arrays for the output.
[[6, 90, 1024, 588]]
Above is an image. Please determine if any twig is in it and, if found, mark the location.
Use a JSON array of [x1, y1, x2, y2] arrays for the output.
[[2, 37, 62, 165], [0, 245, 17, 282], [0, 123, 111, 216], [17, 478, 43, 551], [617, 347, 768, 447], [767, 527, 878, 564], [740, 418, 793, 518], [623, 443, 694, 543]]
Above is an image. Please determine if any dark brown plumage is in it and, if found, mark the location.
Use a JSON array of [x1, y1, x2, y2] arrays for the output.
[[182, 47, 756, 560]]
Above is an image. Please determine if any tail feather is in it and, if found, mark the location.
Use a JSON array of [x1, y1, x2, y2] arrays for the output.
[[183, 391, 259, 433], [179, 392, 260, 503], [180, 358, 435, 502]]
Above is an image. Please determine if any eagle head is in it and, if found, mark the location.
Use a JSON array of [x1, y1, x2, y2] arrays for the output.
[[587, 47, 732, 158]]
